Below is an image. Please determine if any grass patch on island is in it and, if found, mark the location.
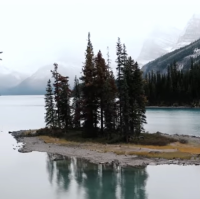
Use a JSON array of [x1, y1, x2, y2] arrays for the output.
[[33, 128, 200, 160], [130, 133, 178, 146], [127, 151, 192, 160], [105, 149, 192, 160]]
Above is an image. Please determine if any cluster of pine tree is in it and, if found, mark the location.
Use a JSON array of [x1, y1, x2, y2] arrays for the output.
[[45, 33, 146, 141], [45, 63, 71, 132], [145, 60, 200, 106]]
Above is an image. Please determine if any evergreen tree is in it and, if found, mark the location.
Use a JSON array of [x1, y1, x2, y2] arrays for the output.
[[121, 76, 130, 141], [104, 48, 117, 138], [122, 56, 146, 138], [44, 79, 56, 128], [133, 62, 147, 135], [115, 38, 123, 132], [80, 33, 97, 137], [121, 44, 128, 68], [51, 63, 62, 128], [58, 74, 72, 132], [104, 70, 117, 137], [72, 76, 81, 128], [95, 50, 107, 135]]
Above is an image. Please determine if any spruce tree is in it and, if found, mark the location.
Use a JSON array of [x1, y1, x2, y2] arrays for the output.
[[103, 48, 117, 138], [132, 62, 147, 135], [58, 74, 72, 132], [95, 50, 107, 135], [115, 38, 123, 132], [124, 56, 136, 136], [80, 33, 97, 137], [72, 76, 81, 129], [122, 55, 146, 139], [121, 76, 130, 141], [44, 79, 56, 128], [51, 63, 61, 128], [104, 70, 117, 137]]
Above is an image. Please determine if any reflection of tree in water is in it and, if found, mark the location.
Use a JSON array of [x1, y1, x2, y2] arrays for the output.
[[46, 155, 148, 199], [81, 165, 148, 199], [55, 159, 71, 191], [46, 153, 55, 184], [121, 168, 148, 199]]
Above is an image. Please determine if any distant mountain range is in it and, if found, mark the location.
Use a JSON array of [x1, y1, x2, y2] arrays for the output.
[[2, 14, 200, 95], [138, 14, 200, 67], [0, 66, 28, 91], [0, 64, 78, 95]]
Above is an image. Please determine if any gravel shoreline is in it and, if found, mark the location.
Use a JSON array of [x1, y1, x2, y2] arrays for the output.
[[10, 130, 200, 167]]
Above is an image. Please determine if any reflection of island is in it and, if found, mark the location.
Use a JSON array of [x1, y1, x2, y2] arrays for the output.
[[46, 154, 148, 199]]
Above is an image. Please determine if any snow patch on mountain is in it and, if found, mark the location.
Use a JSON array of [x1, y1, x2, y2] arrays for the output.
[[173, 14, 200, 50], [137, 26, 181, 67], [138, 14, 200, 67]]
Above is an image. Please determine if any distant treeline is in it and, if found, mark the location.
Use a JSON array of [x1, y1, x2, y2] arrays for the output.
[[144, 59, 200, 106], [44, 33, 146, 142]]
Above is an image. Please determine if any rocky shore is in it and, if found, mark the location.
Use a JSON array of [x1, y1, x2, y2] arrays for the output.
[[9, 130, 200, 167]]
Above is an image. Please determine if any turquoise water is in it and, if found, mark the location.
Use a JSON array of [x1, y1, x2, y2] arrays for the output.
[[0, 95, 200, 199], [145, 108, 200, 136]]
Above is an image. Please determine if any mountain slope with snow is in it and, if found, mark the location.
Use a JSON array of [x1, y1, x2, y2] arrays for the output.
[[173, 14, 200, 50], [138, 14, 200, 67], [137, 26, 181, 66], [141, 38, 200, 76]]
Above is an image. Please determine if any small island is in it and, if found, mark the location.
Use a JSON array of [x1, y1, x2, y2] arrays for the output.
[[9, 35, 200, 167], [9, 129, 200, 167]]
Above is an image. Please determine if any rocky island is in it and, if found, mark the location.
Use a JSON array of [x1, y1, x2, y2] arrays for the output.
[[9, 130, 200, 167]]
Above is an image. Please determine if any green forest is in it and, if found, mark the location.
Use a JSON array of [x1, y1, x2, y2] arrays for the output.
[[145, 59, 200, 106], [44, 33, 146, 142]]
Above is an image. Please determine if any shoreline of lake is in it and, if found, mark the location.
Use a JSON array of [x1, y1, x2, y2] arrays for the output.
[[146, 106, 200, 109], [10, 130, 200, 167]]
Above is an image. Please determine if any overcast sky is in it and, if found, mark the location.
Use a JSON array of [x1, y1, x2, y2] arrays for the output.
[[0, 0, 200, 74]]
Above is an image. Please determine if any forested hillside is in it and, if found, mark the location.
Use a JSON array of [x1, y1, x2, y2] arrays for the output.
[[144, 60, 200, 106]]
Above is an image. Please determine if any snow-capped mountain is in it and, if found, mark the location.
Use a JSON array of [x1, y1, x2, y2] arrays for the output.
[[137, 26, 181, 66], [0, 66, 28, 89], [141, 38, 200, 76], [173, 14, 200, 50], [3, 64, 79, 95], [138, 14, 200, 67]]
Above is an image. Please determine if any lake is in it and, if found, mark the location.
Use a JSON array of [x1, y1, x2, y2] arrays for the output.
[[145, 107, 200, 136], [0, 95, 200, 199]]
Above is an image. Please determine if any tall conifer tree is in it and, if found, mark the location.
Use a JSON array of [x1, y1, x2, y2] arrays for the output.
[[44, 79, 56, 128], [72, 76, 81, 128], [59, 74, 72, 132], [80, 33, 97, 137], [132, 62, 147, 135], [116, 38, 123, 132], [95, 50, 107, 134], [51, 63, 61, 128]]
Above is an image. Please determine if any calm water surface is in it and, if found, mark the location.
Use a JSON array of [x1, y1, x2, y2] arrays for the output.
[[0, 95, 200, 199], [145, 107, 200, 136]]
